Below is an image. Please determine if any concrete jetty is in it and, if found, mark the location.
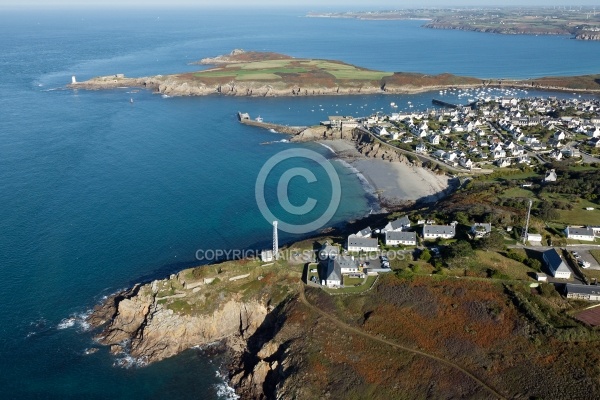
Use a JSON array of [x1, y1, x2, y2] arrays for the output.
[[432, 98, 478, 109], [237, 112, 306, 135]]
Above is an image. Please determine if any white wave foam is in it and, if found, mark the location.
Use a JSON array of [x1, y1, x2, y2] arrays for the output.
[[214, 370, 239, 400], [113, 354, 148, 368], [57, 317, 76, 330], [56, 310, 93, 331], [318, 142, 336, 154]]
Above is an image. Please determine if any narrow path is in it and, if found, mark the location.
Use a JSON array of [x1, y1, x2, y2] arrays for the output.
[[298, 284, 507, 400]]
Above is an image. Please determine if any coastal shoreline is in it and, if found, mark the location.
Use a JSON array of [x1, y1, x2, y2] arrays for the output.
[[68, 77, 600, 97], [316, 138, 451, 209]]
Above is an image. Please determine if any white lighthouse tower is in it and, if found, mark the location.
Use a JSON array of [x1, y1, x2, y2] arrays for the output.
[[272, 221, 279, 261], [71, 75, 77, 84]]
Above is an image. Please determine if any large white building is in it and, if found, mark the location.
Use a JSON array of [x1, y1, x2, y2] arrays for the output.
[[322, 255, 361, 288], [543, 249, 572, 279], [564, 226, 596, 242], [423, 225, 455, 240], [347, 235, 378, 252], [565, 284, 600, 301], [385, 231, 417, 247]]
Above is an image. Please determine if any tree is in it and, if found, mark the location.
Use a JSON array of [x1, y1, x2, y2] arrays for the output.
[[537, 201, 560, 221], [478, 231, 505, 251], [419, 249, 432, 262], [447, 240, 474, 259]]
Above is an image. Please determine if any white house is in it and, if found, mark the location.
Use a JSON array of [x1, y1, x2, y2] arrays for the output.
[[428, 134, 440, 145], [471, 223, 492, 238], [354, 226, 373, 238], [322, 255, 359, 287], [564, 226, 596, 241], [493, 149, 507, 159], [543, 248, 572, 279], [548, 150, 563, 161], [423, 225, 455, 240], [565, 284, 600, 301], [416, 142, 428, 153], [459, 158, 473, 169], [347, 235, 378, 252], [496, 158, 512, 168], [385, 231, 417, 247], [383, 216, 411, 232], [588, 126, 600, 138], [544, 169, 557, 183]]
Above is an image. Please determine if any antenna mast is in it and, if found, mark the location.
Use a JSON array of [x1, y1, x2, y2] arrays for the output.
[[523, 199, 533, 245]]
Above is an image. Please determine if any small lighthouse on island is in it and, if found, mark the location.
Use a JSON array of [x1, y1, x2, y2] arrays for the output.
[[71, 75, 77, 84]]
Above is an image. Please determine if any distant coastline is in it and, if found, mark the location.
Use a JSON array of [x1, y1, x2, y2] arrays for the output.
[[307, 7, 600, 41]]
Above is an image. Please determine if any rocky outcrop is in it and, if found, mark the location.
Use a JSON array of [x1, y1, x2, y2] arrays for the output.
[[197, 48, 246, 65], [576, 32, 600, 41], [69, 73, 482, 97], [293, 126, 408, 163], [90, 281, 271, 365]]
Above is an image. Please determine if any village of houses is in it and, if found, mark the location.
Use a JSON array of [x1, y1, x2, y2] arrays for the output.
[[326, 95, 600, 171], [310, 94, 600, 304], [309, 213, 600, 304]]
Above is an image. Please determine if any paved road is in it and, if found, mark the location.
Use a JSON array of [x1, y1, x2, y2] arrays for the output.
[[355, 126, 491, 175], [299, 284, 507, 400]]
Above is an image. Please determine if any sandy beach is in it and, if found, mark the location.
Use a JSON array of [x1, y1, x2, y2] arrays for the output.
[[320, 139, 451, 207]]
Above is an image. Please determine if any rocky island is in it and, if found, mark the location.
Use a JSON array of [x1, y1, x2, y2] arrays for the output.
[[68, 50, 600, 97]]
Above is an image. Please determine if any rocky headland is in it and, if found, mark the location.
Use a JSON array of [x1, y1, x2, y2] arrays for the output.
[[68, 50, 600, 97]]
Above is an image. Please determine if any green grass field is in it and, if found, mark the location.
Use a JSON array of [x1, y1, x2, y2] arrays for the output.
[[193, 58, 392, 82], [557, 201, 600, 225]]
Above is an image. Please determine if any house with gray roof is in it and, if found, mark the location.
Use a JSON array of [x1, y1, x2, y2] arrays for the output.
[[423, 225, 455, 240], [382, 216, 411, 232], [565, 284, 600, 301], [354, 226, 373, 238], [564, 226, 596, 242], [385, 231, 417, 247], [318, 242, 339, 261], [322, 255, 360, 288], [543, 248, 572, 279], [471, 223, 492, 238], [347, 235, 378, 252]]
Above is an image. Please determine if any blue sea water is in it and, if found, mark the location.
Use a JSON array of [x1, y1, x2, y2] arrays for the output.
[[0, 8, 599, 399]]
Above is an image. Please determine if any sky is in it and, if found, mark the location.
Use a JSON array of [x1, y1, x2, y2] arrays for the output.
[[2, 1, 600, 9]]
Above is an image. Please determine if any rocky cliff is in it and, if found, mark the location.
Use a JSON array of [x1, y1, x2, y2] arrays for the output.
[[87, 262, 305, 398], [90, 281, 269, 365], [293, 126, 409, 163], [68, 71, 482, 97], [576, 32, 600, 41]]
